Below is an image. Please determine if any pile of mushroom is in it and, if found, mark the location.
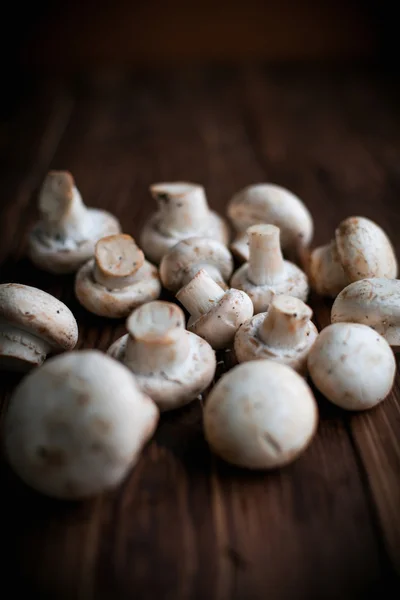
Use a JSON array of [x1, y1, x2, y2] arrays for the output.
[[1, 170, 399, 499]]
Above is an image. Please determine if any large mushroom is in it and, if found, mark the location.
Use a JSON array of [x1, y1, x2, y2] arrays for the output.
[[108, 301, 216, 411], [0, 283, 78, 372], [75, 234, 161, 318], [4, 350, 159, 499], [140, 182, 229, 264], [309, 216, 398, 298], [28, 171, 121, 274], [160, 237, 233, 293], [227, 183, 313, 263]]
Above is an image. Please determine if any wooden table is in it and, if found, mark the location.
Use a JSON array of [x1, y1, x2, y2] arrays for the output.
[[1, 66, 400, 599]]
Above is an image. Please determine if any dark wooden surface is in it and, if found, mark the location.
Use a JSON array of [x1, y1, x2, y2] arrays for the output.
[[1, 66, 400, 599]]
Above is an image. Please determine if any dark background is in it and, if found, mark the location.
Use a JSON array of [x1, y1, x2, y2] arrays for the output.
[[3, 0, 398, 70]]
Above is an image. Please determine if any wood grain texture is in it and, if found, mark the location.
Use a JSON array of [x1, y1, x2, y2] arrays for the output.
[[0, 66, 400, 599]]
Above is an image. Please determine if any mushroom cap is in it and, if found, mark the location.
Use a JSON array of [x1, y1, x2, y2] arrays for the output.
[[28, 209, 121, 274], [234, 309, 318, 375], [227, 184, 313, 254], [159, 237, 233, 292], [230, 261, 309, 314], [335, 216, 398, 282], [185, 288, 254, 350], [203, 360, 318, 469], [0, 284, 78, 351], [331, 278, 400, 349], [140, 213, 229, 265], [307, 323, 396, 411], [75, 259, 161, 318], [308, 240, 348, 298], [108, 331, 216, 412], [4, 350, 159, 499]]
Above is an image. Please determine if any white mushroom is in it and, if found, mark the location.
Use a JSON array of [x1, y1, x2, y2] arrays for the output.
[[307, 323, 396, 411], [0, 283, 78, 372], [108, 300, 216, 411], [203, 360, 318, 469], [309, 216, 398, 298], [75, 234, 161, 318], [227, 183, 313, 262], [331, 278, 400, 350], [234, 295, 318, 375], [140, 182, 229, 264], [28, 171, 121, 273], [159, 236, 233, 293], [176, 269, 253, 350], [230, 224, 309, 314], [4, 350, 159, 499]]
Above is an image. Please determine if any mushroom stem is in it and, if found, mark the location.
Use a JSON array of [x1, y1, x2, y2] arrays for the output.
[[248, 224, 285, 285], [0, 323, 52, 370], [259, 296, 312, 349], [39, 172, 90, 241], [150, 183, 210, 236], [176, 269, 225, 320], [125, 301, 190, 377], [93, 235, 145, 290], [182, 263, 225, 289]]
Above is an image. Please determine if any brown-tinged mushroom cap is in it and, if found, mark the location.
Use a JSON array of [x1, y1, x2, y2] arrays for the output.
[[227, 183, 313, 262], [140, 182, 229, 264], [331, 278, 400, 350], [0, 284, 78, 371], [176, 269, 253, 350], [307, 323, 396, 411], [160, 236, 233, 292], [203, 360, 318, 469], [75, 234, 161, 318], [230, 224, 309, 314], [4, 350, 159, 499], [28, 171, 121, 274], [107, 301, 216, 411], [335, 216, 398, 281], [234, 295, 318, 375]]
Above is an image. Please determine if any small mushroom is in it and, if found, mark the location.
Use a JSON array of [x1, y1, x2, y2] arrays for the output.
[[28, 171, 121, 273], [4, 350, 159, 499], [108, 300, 216, 411], [309, 216, 398, 298], [140, 182, 229, 264], [331, 278, 400, 351], [227, 183, 313, 262], [176, 269, 253, 350], [159, 236, 233, 293], [307, 323, 396, 411], [75, 234, 161, 318], [203, 360, 318, 469], [0, 283, 78, 372], [234, 295, 318, 374], [230, 224, 309, 314]]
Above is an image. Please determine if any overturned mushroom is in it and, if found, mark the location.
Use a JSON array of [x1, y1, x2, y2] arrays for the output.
[[309, 216, 398, 298], [307, 323, 396, 411], [0, 283, 78, 372], [331, 278, 400, 350], [203, 360, 318, 469], [75, 234, 161, 318], [28, 171, 121, 274], [176, 269, 253, 350], [108, 301, 216, 411], [234, 295, 317, 374], [227, 183, 313, 262], [230, 224, 309, 314], [160, 237, 233, 293], [140, 182, 229, 264], [4, 350, 159, 499]]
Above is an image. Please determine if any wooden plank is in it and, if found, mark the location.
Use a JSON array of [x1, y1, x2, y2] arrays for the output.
[[1, 68, 399, 599]]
